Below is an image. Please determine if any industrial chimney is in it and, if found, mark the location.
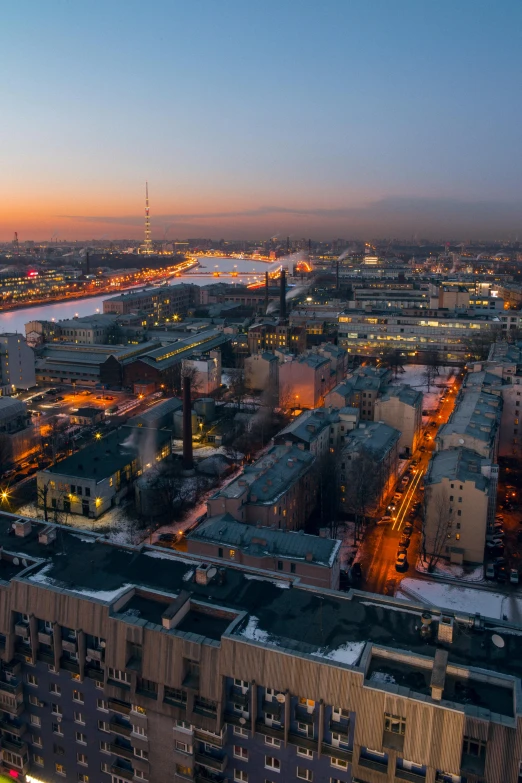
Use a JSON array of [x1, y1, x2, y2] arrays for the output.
[[265, 270, 269, 314], [279, 268, 286, 321], [182, 376, 194, 472]]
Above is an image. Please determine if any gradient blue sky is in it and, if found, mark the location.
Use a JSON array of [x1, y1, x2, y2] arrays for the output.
[[2, 0, 522, 240]]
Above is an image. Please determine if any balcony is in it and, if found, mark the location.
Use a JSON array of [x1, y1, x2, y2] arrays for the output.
[[2, 738, 28, 756], [61, 658, 80, 674], [62, 638, 78, 654], [110, 762, 134, 781], [194, 750, 228, 773], [0, 677, 24, 714], [110, 740, 135, 761], [329, 718, 350, 738], [461, 753, 486, 777], [224, 712, 250, 730], [255, 721, 284, 741], [109, 698, 132, 715], [86, 665, 104, 682], [38, 631, 53, 645], [288, 733, 317, 752], [194, 728, 224, 746], [359, 757, 389, 774], [395, 769, 426, 782], [229, 689, 249, 708], [86, 646, 103, 661], [321, 743, 352, 763], [195, 770, 225, 783], [110, 717, 133, 738], [0, 718, 27, 736], [37, 648, 55, 665], [14, 623, 29, 638], [294, 708, 315, 725], [383, 730, 405, 752]]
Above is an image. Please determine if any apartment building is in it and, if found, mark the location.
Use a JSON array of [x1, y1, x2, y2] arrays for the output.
[[337, 309, 498, 362], [244, 352, 279, 392], [1, 511, 520, 783], [273, 407, 359, 458], [0, 333, 36, 394], [313, 343, 349, 384], [466, 341, 522, 458], [325, 366, 392, 421], [182, 349, 222, 395], [207, 443, 316, 530], [374, 384, 423, 456], [0, 397, 35, 465], [186, 514, 342, 589], [103, 283, 200, 324], [436, 389, 502, 461], [339, 422, 400, 512], [428, 284, 504, 312], [36, 426, 172, 519], [278, 354, 333, 409], [247, 322, 306, 355], [423, 447, 497, 564]]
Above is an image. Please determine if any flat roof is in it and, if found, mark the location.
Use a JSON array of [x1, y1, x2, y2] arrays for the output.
[[1, 511, 521, 691], [343, 421, 400, 457]]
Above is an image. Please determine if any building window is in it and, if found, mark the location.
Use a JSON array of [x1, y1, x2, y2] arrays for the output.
[[265, 736, 281, 747], [463, 736, 486, 758], [30, 714, 42, 727], [234, 726, 248, 737], [234, 772, 248, 783], [134, 748, 148, 760], [74, 711, 85, 724], [297, 747, 313, 758], [265, 756, 281, 771], [97, 699, 109, 711], [234, 745, 249, 760], [98, 721, 110, 732], [78, 775, 89, 783], [29, 694, 39, 706], [52, 722, 63, 736], [100, 741, 111, 753], [132, 725, 147, 737], [27, 674, 38, 686], [175, 740, 191, 753], [77, 752, 88, 765], [297, 769, 313, 781], [33, 754, 44, 766], [332, 706, 349, 721], [55, 763, 66, 776], [73, 689, 85, 703], [218, 547, 223, 558], [331, 758, 348, 769], [108, 667, 131, 684], [291, 563, 296, 573], [131, 704, 147, 715], [384, 713, 406, 735], [50, 682, 61, 695], [32, 734, 43, 747]]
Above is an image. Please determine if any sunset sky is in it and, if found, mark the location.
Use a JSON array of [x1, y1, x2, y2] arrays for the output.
[[2, 0, 522, 241]]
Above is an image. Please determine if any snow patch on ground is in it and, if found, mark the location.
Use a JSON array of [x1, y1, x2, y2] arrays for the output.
[[416, 558, 483, 582]]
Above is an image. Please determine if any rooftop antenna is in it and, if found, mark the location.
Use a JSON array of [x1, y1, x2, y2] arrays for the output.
[[141, 182, 153, 254]]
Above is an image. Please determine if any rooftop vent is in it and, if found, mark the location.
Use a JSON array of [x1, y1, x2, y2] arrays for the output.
[[195, 563, 218, 586], [437, 615, 454, 644], [38, 526, 56, 546], [13, 520, 32, 538], [420, 612, 432, 639]]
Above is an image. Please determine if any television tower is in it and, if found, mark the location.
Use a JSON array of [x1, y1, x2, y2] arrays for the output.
[[141, 182, 153, 254]]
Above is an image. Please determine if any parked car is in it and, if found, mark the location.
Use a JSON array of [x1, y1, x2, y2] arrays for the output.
[[495, 514, 504, 522], [395, 552, 408, 572], [509, 569, 519, 585], [393, 492, 402, 501], [403, 523, 413, 537], [401, 476, 409, 486], [158, 533, 177, 543], [485, 563, 496, 579], [55, 395, 64, 401], [492, 545, 505, 557], [496, 566, 508, 583], [379, 516, 393, 524], [399, 534, 411, 549]]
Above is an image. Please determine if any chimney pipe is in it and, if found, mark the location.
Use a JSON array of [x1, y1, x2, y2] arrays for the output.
[[182, 376, 193, 471], [265, 271, 269, 314], [279, 268, 286, 320], [85, 251, 90, 276]]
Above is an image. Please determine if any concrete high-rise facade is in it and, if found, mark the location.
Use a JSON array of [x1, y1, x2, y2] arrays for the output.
[[0, 333, 36, 394]]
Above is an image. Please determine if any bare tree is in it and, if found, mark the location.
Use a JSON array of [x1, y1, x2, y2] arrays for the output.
[[228, 365, 248, 411], [180, 363, 202, 399], [341, 449, 381, 544], [421, 485, 454, 571], [463, 325, 502, 361], [40, 416, 68, 466], [36, 478, 52, 522], [381, 348, 404, 378]]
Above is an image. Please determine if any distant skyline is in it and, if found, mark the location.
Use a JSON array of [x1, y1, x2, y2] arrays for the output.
[[2, 0, 522, 241]]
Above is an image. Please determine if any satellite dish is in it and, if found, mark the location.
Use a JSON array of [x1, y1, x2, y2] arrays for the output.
[[207, 567, 217, 580], [458, 438, 465, 444], [86, 657, 91, 663], [21, 558, 28, 567], [276, 693, 286, 704], [239, 717, 246, 725], [492, 634, 505, 649], [12, 557, 19, 565], [57, 715, 62, 723]]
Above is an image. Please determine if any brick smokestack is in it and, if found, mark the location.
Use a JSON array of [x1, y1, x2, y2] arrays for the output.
[[182, 376, 193, 471], [279, 268, 286, 320], [265, 270, 269, 313]]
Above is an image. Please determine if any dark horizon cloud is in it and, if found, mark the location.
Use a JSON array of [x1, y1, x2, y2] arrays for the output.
[[59, 196, 522, 240]]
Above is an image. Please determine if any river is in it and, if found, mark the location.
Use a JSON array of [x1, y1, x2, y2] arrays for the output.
[[0, 257, 280, 335]]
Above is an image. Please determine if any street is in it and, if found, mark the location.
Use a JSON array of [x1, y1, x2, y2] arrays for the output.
[[358, 376, 461, 594]]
